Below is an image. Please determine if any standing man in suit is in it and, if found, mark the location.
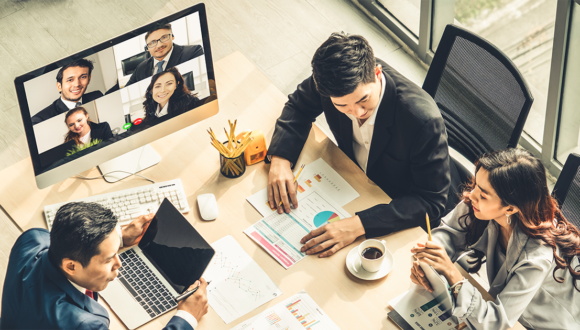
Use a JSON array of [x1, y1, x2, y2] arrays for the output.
[[119, 23, 204, 90], [0, 203, 208, 330], [267, 33, 460, 257], [32, 59, 103, 125]]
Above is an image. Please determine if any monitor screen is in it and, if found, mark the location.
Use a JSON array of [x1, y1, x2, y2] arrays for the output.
[[14, 4, 218, 188]]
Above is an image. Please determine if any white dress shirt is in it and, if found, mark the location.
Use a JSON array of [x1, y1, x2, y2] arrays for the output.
[[61, 97, 82, 110], [346, 72, 386, 173], [155, 102, 170, 118], [152, 46, 174, 75], [79, 130, 91, 145]]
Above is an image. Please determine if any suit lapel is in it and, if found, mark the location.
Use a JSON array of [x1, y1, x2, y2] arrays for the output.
[[56, 99, 69, 116], [366, 70, 397, 171], [338, 112, 355, 162], [166, 44, 183, 68], [41, 252, 110, 323]]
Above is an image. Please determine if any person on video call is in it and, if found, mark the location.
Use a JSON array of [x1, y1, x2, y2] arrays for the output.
[[137, 67, 198, 127], [32, 59, 103, 125], [267, 32, 460, 258], [0, 202, 208, 330], [64, 107, 113, 147], [121, 23, 204, 90]]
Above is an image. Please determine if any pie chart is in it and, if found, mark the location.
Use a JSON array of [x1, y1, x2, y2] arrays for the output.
[[313, 211, 340, 228]]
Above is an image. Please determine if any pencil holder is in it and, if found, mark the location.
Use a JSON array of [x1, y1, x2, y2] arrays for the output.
[[220, 142, 246, 178]]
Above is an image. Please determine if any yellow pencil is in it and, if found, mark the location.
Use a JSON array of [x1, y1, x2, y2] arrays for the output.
[[278, 164, 305, 206], [426, 213, 432, 241]]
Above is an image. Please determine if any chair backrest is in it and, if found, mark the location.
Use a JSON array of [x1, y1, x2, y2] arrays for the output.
[[553, 153, 580, 229], [423, 25, 534, 164], [121, 51, 150, 76]]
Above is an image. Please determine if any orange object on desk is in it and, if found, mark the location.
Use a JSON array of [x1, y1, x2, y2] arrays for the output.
[[236, 130, 267, 165]]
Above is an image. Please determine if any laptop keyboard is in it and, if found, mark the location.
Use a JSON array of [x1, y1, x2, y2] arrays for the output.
[[117, 249, 177, 318]]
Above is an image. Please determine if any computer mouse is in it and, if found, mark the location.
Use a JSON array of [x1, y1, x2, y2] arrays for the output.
[[197, 193, 218, 221]]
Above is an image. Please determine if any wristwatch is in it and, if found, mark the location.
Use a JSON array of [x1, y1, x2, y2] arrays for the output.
[[449, 278, 467, 296]]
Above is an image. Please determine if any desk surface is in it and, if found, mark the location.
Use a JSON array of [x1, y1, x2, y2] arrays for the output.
[[0, 52, 522, 330]]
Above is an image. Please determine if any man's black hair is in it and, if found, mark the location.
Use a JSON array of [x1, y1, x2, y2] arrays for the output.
[[48, 202, 117, 268], [311, 32, 376, 97], [56, 59, 94, 84], [145, 23, 172, 42]]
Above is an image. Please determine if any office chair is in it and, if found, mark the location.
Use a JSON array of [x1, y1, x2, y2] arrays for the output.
[[423, 24, 534, 185], [552, 153, 580, 229], [121, 51, 150, 76], [182, 71, 195, 91]]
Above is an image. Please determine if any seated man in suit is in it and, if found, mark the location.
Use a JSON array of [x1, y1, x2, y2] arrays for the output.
[[32, 58, 104, 125], [267, 33, 460, 257], [0, 202, 208, 330], [110, 23, 204, 93]]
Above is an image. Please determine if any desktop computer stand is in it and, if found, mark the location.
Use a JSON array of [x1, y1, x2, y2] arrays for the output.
[[98, 144, 161, 183]]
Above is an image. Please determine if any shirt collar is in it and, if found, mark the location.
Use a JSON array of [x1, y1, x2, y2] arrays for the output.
[[69, 279, 86, 294], [156, 102, 170, 117], [60, 96, 82, 110], [153, 44, 174, 68]]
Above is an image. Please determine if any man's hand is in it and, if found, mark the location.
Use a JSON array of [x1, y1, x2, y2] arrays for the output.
[[411, 242, 463, 286], [300, 216, 365, 258], [121, 214, 153, 247], [268, 156, 298, 214], [177, 278, 209, 321]]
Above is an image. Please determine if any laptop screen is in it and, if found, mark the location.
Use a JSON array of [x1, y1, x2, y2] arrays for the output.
[[138, 198, 214, 294]]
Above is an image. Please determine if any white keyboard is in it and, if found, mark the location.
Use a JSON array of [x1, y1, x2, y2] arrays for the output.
[[43, 179, 190, 230]]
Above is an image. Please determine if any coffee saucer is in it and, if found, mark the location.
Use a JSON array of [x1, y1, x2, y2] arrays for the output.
[[346, 246, 394, 280]]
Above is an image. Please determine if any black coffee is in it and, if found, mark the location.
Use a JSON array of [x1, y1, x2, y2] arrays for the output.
[[362, 247, 383, 260]]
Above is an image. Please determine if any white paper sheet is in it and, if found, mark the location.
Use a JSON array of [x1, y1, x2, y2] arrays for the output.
[[247, 158, 359, 216], [205, 235, 283, 324], [245, 187, 350, 269], [230, 290, 340, 330]]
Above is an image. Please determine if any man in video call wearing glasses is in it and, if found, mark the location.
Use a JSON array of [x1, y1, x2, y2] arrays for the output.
[[124, 23, 204, 88], [32, 59, 104, 125]]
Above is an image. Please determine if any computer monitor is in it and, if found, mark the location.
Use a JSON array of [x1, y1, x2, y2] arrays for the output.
[[14, 3, 218, 189]]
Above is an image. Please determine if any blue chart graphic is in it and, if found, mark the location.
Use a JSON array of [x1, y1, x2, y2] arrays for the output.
[[211, 252, 262, 300], [313, 211, 340, 228]]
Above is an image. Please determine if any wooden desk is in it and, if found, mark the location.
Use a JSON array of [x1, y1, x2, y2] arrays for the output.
[[0, 52, 522, 330]]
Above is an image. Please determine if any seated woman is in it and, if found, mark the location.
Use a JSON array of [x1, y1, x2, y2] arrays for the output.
[[140, 67, 198, 126], [410, 148, 580, 330], [64, 107, 113, 147]]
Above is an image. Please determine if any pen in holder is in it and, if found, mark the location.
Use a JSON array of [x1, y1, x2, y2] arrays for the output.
[[208, 120, 253, 179], [220, 141, 246, 178]]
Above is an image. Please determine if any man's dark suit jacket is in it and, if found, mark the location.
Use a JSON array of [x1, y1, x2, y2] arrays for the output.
[[268, 59, 459, 237], [125, 44, 204, 88], [31, 90, 104, 125], [0, 229, 194, 330], [89, 121, 114, 142]]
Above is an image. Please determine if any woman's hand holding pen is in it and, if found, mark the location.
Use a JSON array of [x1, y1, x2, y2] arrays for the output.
[[178, 278, 209, 321], [410, 242, 463, 289]]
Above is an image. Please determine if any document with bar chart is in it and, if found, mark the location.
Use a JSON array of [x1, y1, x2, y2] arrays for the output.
[[244, 187, 350, 269], [204, 235, 282, 324], [246, 158, 359, 216], [230, 290, 340, 330]]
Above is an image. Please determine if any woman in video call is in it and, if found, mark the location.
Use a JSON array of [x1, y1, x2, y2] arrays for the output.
[[64, 107, 113, 146], [140, 67, 198, 126], [410, 148, 580, 330]]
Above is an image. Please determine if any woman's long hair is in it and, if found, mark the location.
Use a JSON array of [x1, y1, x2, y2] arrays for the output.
[[460, 148, 580, 291], [64, 107, 92, 146], [142, 67, 197, 120]]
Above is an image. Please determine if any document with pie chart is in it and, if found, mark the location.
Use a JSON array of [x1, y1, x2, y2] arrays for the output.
[[244, 187, 351, 269]]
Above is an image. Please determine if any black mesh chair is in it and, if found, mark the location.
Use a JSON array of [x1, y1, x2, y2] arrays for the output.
[[552, 153, 580, 229], [121, 51, 150, 76], [182, 71, 195, 91], [423, 24, 534, 184]]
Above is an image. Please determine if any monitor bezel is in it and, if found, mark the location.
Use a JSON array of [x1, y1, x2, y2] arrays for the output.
[[13, 3, 217, 188]]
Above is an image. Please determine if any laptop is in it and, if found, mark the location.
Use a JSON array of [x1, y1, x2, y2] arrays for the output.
[[101, 198, 215, 329]]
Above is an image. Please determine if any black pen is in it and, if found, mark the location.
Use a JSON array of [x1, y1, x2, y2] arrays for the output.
[[175, 281, 211, 302]]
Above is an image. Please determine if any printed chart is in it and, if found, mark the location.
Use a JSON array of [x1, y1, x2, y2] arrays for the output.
[[231, 291, 339, 330], [245, 188, 350, 268], [205, 236, 282, 324], [248, 158, 360, 216]]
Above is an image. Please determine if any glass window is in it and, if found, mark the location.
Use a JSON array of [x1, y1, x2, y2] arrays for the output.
[[454, 0, 558, 144], [555, 2, 580, 164], [378, 0, 421, 37]]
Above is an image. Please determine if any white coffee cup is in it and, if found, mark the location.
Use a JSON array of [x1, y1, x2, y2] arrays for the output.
[[357, 239, 387, 272]]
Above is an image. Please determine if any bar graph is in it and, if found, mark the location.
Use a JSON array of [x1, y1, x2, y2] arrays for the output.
[[285, 298, 321, 329]]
